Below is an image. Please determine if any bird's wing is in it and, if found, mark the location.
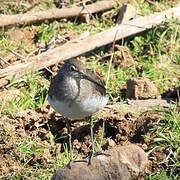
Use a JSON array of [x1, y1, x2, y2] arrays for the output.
[[85, 69, 106, 95]]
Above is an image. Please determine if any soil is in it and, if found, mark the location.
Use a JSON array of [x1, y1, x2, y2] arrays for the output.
[[0, 104, 168, 177], [111, 45, 135, 68], [126, 78, 158, 99], [0, 0, 179, 178]]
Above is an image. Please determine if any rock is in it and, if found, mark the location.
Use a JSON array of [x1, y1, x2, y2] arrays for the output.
[[52, 144, 149, 180], [126, 78, 158, 99]]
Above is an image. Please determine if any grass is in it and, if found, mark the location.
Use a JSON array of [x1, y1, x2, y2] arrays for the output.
[[0, 0, 180, 179], [147, 105, 180, 179], [1, 72, 49, 116], [0, 0, 55, 15], [129, 19, 180, 94], [132, 0, 179, 15], [94, 120, 105, 153], [35, 21, 59, 44], [147, 170, 175, 180]]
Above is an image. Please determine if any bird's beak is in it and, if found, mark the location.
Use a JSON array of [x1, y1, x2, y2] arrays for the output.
[[79, 71, 106, 90]]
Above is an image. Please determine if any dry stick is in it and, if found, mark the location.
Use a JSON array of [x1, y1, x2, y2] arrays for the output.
[[10, 50, 25, 60], [170, 24, 179, 60], [104, 98, 171, 114], [146, 0, 163, 11], [0, 57, 10, 65], [0, 6, 180, 88], [0, 0, 115, 28], [105, 29, 118, 89]]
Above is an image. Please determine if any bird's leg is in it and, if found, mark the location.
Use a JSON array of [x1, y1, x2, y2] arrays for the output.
[[65, 118, 73, 168], [88, 116, 94, 165], [65, 118, 88, 167]]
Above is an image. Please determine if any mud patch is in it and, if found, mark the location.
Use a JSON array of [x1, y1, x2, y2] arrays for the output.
[[0, 104, 170, 177]]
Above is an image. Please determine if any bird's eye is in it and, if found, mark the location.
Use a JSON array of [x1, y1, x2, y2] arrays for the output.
[[70, 65, 76, 71]]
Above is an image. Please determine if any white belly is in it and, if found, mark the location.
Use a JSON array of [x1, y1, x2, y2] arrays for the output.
[[48, 95, 108, 120]]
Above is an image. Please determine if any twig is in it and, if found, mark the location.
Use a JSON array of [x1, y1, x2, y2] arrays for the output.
[[45, 67, 55, 76], [26, 48, 39, 59], [10, 50, 25, 60], [82, 1, 94, 19], [105, 29, 118, 89], [177, 88, 180, 106], [146, 0, 163, 11], [104, 98, 173, 114], [0, 1, 115, 28], [0, 57, 10, 65], [170, 25, 179, 60]]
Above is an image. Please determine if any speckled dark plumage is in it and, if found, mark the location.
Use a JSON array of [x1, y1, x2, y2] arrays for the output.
[[48, 58, 108, 165], [48, 59, 107, 117]]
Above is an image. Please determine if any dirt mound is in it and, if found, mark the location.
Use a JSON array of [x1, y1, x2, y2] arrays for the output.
[[0, 104, 169, 177]]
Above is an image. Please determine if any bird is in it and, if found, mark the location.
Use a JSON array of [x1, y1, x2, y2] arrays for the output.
[[48, 59, 108, 165]]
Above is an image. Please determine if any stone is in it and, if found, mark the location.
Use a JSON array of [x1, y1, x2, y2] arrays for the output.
[[52, 144, 149, 180]]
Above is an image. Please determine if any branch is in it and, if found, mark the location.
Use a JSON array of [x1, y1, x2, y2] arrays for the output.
[[0, 6, 180, 88], [0, 0, 115, 28], [104, 98, 172, 115]]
